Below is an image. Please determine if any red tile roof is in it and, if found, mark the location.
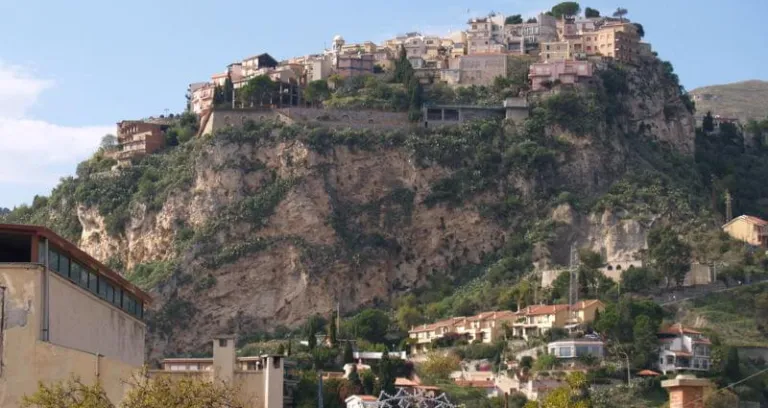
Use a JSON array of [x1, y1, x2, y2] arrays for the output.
[[359, 395, 379, 402], [658, 323, 704, 336], [395, 377, 420, 387], [637, 369, 661, 377], [455, 380, 496, 388]]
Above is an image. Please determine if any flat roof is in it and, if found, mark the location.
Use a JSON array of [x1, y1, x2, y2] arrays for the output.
[[0, 224, 151, 303]]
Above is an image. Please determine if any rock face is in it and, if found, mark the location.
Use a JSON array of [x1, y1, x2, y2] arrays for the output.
[[17, 59, 697, 360]]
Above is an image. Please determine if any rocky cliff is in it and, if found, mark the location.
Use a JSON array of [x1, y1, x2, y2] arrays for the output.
[[2, 58, 702, 359]]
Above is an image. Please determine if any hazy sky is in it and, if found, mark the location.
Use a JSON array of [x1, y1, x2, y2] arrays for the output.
[[1, 0, 766, 208]]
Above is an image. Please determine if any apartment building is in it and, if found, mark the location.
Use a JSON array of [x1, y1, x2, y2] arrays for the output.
[[582, 22, 640, 63], [242, 53, 279, 78], [188, 82, 214, 115], [466, 15, 506, 55], [657, 324, 712, 375], [509, 300, 604, 340], [115, 120, 169, 165], [529, 59, 594, 91], [504, 13, 558, 54], [151, 336, 284, 408], [408, 311, 517, 354], [336, 54, 375, 78], [0, 224, 150, 407], [722, 215, 768, 247]]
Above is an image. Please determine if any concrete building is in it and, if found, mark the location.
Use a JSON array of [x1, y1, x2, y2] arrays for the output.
[[422, 97, 529, 128], [115, 120, 169, 165], [243, 53, 279, 78], [585, 22, 641, 63], [547, 339, 604, 360], [509, 300, 604, 340], [722, 215, 768, 247], [336, 54, 375, 78], [657, 324, 712, 375], [0, 224, 150, 407], [459, 54, 508, 86], [540, 40, 585, 62], [408, 310, 518, 355], [504, 13, 558, 54], [529, 60, 593, 91], [151, 336, 284, 408]]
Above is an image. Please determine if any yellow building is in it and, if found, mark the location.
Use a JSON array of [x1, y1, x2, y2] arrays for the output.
[[150, 336, 285, 408], [510, 300, 604, 340], [722, 215, 768, 247], [409, 311, 517, 354], [0, 224, 150, 407], [583, 22, 640, 63]]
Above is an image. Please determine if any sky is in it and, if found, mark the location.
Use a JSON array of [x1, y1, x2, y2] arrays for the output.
[[0, 0, 767, 208]]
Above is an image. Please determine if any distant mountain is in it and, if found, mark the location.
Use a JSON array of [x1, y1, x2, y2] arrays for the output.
[[690, 80, 768, 122]]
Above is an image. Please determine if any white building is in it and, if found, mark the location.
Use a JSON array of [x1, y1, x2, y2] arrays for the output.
[[548, 339, 604, 360], [345, 395, 380, 408], [657, 324, 712, 375]]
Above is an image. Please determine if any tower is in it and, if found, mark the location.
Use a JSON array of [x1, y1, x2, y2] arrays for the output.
[[212, 335, 236, 384]]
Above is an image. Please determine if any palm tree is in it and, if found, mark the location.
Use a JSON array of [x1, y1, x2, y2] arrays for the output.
[[613, 7, 628, 22]]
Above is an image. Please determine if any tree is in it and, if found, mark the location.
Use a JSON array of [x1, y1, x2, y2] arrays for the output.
[[525, 372, 591, 408], [99, 134, 117, 152], [304, 80, 330, 107], [122, 374, 244, 408], [420, 352, 460, 381], [21, 378, 113, 408], [723, 347, 741, 383], [240, 75, 276, 107], [704, 390, 740, 408], [350, 309, 391, 344], [703, 111, 715, 132], [307, 317, 318, 350], [347, 364, 363, 393], [647, 227, 691, 288], [223, 75, 234, 106], [584, 7, 600, 18], [756, 292, 768, 334], [277, 343, 286, 355], [505, 14, 523, 25], [328, 311, 338, 347], [377, 350, 396, 395], [551, 2, 581, 18], [631, 315, 658, 368], [343, 341, 355, 364], [396, 304, 423, 332], [612, 7, 628, 22], [620, 266, 659, 293], [287, 339, 292, 356], [533, 354, 560, 371], [361, 370, 376, 395], [526, 17, 538, 23], [633, 23, 645, 38]]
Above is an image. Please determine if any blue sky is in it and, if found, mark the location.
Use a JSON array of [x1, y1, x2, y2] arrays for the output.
[[1, 0, 766, 208]]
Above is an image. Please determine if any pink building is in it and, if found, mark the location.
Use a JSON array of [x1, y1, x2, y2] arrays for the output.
[[529, 60, 593, 91]]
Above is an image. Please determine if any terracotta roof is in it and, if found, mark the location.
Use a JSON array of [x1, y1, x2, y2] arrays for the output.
[[636, 369, 661, 377], [410, 310, 517, 333], [724, 214, 768, 228], [0, 224, 151, 303], [359, 395, 379, 402], [395, 377, 419, 387], [454, 380, 496, 388], [658, 323, 704, 336], [415, 385, 441, 390], [670, 351, 693, 357]]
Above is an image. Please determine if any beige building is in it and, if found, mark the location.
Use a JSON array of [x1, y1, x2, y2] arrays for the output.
[[582, 22, 640, 63], [466, 15, 506, 54], [458, 54, 508, 86], [409, 310, 517, 354], [0, 224, 150, 407], [188, 82, 214, 115], [529, 59, 594, 91], [722, 215, 768, 247], [509, 300, 604, 340], [150, 336, 284, 408]]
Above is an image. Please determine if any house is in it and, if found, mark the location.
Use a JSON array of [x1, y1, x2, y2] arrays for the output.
[[345, 395, 380, 408], [151, 336, 285, 408], [0, 224, 150, 407], [408, 310, 518, 355], [335, 54, 374, 78], [504, 13, 558, 54], [528, 60, 593, 91], [547, 339, 605, 360], [188, 82, 214, 115], [115, 120, 169, 165], [242, 53, 279, 78], [656, 324, 712, 375], [509, 300, 605, 340], [466, 15, 507, 55], [722, 215, 768, 247]]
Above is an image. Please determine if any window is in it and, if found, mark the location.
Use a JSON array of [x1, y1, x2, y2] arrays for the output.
[[48, 248, 60, 273], [70, 262, 82, 283], [88, 272, 98, 294], [219, 339, 228, 347], [80, 265, 89, 288]]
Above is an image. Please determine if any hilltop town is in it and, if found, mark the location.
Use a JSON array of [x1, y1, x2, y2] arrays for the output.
[[3, 2, 768, 408]]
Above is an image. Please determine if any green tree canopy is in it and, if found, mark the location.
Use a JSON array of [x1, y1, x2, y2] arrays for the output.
[[584, 7, 600, 17], [551, 2, 581, 18], [620, 266, 659, 293], [612, 7, 628, 21], [633, 23, 645, 38], [304, 80, 331, 107], [22, 378, 112, 408], [647, 227, 692, 287], [420, 352, 461, 381], [99, 134, 117, 152], [505, 14, 523, 24], [349, 309, 391, 344], [631, 315, 658, 368]]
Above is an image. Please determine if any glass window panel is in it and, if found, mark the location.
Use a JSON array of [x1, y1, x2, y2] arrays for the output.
[[88, 272, 98, 294], [48, 249, 60, 272], [80, 266, 89, 288], [59, 255, 70, 277], [70, 262, 82, 283]]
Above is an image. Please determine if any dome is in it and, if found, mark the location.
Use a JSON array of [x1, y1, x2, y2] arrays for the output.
[[333, 35, 345, 43]]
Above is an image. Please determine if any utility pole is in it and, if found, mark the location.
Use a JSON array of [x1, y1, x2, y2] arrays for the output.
[[317, 371, 324, 408]]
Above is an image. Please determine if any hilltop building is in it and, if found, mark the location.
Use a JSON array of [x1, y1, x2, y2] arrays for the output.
[[114, 120, 169, 166], [0, 224, 150, 407], [657, 324, 712, 375], [509, 300, 604, 340], [409, 310, 517, 354], [466, 14, 507, 54], [722, 215, 768, 247], [151, 336, 285, 408]]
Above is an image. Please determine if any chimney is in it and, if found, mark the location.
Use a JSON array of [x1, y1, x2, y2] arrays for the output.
[[662, 374, 712, 408], [212, 335, 236, 384]]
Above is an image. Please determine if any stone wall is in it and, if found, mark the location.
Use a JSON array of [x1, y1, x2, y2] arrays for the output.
[[459, 54, 508, 86], [202, 107, 412, 136]]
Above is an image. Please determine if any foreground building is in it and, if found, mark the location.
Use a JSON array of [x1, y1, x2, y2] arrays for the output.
[[0, 224, 150, 407], [115, 120, 170, 165], [151, 336, 285, 408], [722, 214, 768, 247], [657, 324, 712, 375]]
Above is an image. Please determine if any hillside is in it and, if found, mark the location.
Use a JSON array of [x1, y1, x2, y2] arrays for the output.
[[690, 80, 768, 121], [0, 58, 715, 360]]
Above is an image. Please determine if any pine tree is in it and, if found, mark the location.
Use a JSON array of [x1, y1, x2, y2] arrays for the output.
[[377, 350, 396, 395], [276, 343, 286, 355], [307, 319, 317, 350], [343, 341, 354, 364], [286, 339, 292, 356], [328, 311, 338, 347]]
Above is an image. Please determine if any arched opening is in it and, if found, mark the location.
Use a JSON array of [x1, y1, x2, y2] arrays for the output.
[[616, 265, 622, 270], [607, 265, 613, 271]]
